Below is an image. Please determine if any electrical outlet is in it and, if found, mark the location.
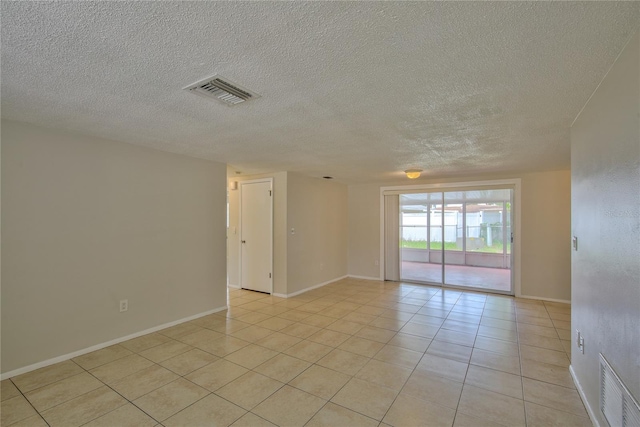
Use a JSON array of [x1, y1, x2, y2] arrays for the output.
[[119, 299, 128, 313]]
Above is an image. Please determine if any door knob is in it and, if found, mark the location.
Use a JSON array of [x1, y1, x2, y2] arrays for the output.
[[242, 240, 246, 244]]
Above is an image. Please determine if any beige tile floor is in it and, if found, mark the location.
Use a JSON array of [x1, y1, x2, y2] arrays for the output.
[[1, 278, 591, 427]]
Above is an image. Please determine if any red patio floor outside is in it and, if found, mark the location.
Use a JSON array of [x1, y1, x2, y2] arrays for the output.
[[401, 261, 511, 293]]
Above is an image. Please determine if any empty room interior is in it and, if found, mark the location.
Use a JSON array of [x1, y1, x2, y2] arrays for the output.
[[1, 2, 639, 427]]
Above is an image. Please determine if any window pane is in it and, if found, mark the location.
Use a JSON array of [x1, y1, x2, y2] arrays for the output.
[[466, 202, 504, 253]]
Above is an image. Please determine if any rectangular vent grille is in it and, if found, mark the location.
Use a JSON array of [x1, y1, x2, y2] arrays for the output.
[[183, 75, 260, 106], [601, 354, 640, 427]]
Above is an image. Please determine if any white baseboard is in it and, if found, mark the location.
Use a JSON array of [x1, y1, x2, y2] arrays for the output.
[[348, 275, 382, 281], [273, 275, 348, 298], [570, 364, 600, 427], [227, 283, 241, 289], [517, 294, 571, 305], [0, 305, 227, 380]]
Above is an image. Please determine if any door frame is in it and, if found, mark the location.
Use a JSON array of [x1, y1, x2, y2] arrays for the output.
[[379, 178, 521, 297], [239, 178, 274, 294]]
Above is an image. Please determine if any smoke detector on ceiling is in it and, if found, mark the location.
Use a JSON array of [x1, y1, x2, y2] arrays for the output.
[[183, 75, 260, 106]]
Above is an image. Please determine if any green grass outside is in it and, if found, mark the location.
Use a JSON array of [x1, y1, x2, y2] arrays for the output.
[[401, 239, 510, 254]]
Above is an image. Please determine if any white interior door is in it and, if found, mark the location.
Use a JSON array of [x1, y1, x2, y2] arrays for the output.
[[240, 180, 273, 293]]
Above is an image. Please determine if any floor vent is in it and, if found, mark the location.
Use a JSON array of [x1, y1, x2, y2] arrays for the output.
[[183, 75, 260, 106], [600, 353, 640, 427]]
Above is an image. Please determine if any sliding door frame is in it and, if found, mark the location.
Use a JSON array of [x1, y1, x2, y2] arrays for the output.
[[380, 179, 521, 297]]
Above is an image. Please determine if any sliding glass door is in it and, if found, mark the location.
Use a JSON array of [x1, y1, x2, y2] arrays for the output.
[[397, 187, 513, 294]]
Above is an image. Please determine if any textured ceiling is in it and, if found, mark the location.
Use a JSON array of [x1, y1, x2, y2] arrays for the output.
[[2, 2, 638, 183]]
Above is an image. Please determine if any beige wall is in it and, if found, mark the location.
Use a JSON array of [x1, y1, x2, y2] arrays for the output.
[[571, 30, 639, 423], [348, 184, 382, 279], [287, 173, 348, 294], [348, 170, 571, 301], [1, 120, 228, 374], [227, 171, 348, 296], [227, 171, 288, 295], [520, 171, 571, 300]]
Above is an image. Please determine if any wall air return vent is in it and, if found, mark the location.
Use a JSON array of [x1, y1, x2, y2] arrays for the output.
[[600, 353, 640, 427], [183, 75, 260, 106]]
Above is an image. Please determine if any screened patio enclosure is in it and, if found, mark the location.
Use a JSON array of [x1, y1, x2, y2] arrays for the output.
[[387, 188, 513, 293]]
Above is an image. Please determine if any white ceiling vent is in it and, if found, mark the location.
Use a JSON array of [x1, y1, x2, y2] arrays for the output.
[[183, 75, 260, 106]]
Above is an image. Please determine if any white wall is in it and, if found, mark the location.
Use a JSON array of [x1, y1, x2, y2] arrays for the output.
[[348, 170, 571, 301], [1, 120, 228, 374], [571, 30, 639, 424], [287, 173, 348, 294]]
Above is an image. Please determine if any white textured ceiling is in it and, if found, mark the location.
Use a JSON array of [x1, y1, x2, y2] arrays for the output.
[[2, 2, 638, 183]]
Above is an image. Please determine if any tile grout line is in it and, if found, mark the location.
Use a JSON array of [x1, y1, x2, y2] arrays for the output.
[[8, 377, 52, 427], [515, 301, 528, 427], [6, 282, 578, 426], [227, 289, 354, 425], [216, 292, 530, 425], [451, 293, 488, 426], [82, 368, 162, 426], [316, 287, 448, 425]]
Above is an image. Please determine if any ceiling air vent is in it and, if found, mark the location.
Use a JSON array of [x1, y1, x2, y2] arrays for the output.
[[183, 75, 260, 106]]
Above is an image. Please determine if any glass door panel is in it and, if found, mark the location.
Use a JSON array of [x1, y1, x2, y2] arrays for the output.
[[400, 192, 443, 284], [443, 192, 463, 287], [443, 188, 513, 293]]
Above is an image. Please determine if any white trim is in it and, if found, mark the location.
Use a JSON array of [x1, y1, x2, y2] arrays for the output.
[[379, 191, 385, 280], [272, 275, 348, 298], [513, 180, 522, 298], [379, 179, 521, 297], [348, 275, 382, 281], [0, 306, 227, 380], [380, 178, 523, 193], [570, 364, 600, 427], [517, 294, 571, 304], [227, 283, 241, 289], [239, 178, 274, 295]]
